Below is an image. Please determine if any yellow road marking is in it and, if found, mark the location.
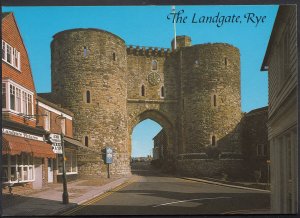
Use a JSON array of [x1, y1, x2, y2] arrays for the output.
[[61, 177, 137, 215], [222, 208, 270, 214]]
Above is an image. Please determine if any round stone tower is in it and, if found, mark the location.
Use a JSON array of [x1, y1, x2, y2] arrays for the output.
[[51, 28, 130, 176], [179, 43, 241, 153]]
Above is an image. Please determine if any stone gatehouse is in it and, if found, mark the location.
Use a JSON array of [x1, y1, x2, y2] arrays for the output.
[[43, 28, 243, 176]]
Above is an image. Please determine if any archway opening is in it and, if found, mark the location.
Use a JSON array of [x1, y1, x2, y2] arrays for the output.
[[130, 119, 163, 173]]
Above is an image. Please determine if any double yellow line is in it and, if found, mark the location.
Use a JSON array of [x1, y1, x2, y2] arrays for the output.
[[61, 177, 137, 216]]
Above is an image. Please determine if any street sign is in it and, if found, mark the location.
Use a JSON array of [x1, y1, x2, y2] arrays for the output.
[[105, 147, 113, 164], [52, 142, 63, 154], [49, 134, 61, 143]]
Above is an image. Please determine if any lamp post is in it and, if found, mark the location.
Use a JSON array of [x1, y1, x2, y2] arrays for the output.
[[56, 114, 69, 204]]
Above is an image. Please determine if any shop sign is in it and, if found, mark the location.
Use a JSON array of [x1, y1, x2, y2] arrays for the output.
[[49, 134, 61, 143], [52, 143, 63, 154], [2, 128, 44, 141]]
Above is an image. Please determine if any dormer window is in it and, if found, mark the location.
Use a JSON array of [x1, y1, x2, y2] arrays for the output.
[[151, 60, 158, 71]]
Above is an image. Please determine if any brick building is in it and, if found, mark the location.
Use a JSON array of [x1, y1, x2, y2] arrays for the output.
[[36, 95, 84, 183], [261, 5, 298, 213], [2, 12, 55, 190]]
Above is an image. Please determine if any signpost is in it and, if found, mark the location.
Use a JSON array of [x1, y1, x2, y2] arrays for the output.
[[105, 147, 113, 178], [47, 132, 68, 204]]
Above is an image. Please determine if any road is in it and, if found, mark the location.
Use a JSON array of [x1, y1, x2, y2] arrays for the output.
[[62, 161, 270, 215]]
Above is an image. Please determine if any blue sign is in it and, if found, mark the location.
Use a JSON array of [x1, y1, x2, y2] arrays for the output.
[[105, 147, 113, 164]]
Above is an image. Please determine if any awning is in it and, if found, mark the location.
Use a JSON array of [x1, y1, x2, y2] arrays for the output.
[[2, 134, 56, 158]]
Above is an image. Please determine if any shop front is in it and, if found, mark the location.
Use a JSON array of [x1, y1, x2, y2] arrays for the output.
[[2, 126, 55, 190]]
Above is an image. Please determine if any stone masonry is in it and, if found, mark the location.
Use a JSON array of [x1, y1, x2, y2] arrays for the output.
[[50, 29, 242, 176]]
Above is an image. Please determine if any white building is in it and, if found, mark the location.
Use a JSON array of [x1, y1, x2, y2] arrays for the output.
[[261, 5, 298, 214]]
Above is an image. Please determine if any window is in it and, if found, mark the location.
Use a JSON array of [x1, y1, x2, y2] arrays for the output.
[[2, 80, 34, 115], [141, 85, 145, 97], [85, 136, 89, 147], [22, 91, 28, 114], [58, 149, 77, 174], [2, 40, 6, 60], [13, 48, 20, 70], [2, 153, 34, 184], [83, 46, 87, 57], [161, 86, 165, 98], [61, 118, 66, 135], [2, 83, 6, 109], [213, 95, 217, 107], [256, 144, 265, 156], [225, 57, 228, 66], [212, 135, 216, 146], [10, 85, 15, 110], [151, 60, 158, 71], [113, 52, 116, 61], [86, 90, 91, 103], [6, 44, 12, 64], [44, 110, 50, 131], [2, 40, 20, 70], [16, 88, 21, 112]]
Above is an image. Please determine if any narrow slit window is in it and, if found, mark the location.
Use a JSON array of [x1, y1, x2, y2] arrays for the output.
[[225, 57, 228, 66], [85, 136, 89, 147], [83, 46, 87, 57], [141, 85, 145, 97], [86, 90, 91, 103], [212, 136, 216, 146], [151, 60, 158, 71], [161, 86, 165, 98], [113, 52, 116, 61], [213, 95, 217, 107]]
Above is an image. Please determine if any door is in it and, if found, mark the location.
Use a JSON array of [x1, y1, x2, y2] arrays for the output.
[[48, 159, 53, 183]]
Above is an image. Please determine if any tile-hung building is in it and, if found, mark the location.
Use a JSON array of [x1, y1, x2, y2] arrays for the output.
[[2, 12, 55, 190], [261, 5, 298, 213], [36, 95, 85, 182]]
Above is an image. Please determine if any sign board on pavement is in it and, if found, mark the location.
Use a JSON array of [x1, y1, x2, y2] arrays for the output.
[[105, 147, 113, 164], [52, 143, 63, 154]]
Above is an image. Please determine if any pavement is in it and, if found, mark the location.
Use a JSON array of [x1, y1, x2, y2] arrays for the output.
[[1, 176, 131, 216]]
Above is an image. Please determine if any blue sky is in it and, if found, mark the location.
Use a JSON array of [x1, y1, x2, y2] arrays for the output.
[[3, 6, 278, 157]]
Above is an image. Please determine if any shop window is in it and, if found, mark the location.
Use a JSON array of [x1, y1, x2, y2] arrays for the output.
[[151, 60, 158, 71], [2, 153, 34, 184], [58, 149, 77, 174], [85, 136, 89, 147], [141, 85, 145, 97]]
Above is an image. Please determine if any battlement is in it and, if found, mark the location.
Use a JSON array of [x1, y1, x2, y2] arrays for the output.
[[126, 45, 171, 57]]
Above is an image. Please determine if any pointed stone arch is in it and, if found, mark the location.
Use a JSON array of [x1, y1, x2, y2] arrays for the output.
[[128, 109, 176, 160]]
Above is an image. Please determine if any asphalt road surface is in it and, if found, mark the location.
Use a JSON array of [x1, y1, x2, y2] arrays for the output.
[[63, 162, 270, 215]]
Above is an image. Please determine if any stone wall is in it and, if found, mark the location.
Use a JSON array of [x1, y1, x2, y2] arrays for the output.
[[176, 159, 245, 179], [50, 29, 243, 176], [178, 43, 242, 153], [241, 107, 269, 181], [51, 29, 130, 176]]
